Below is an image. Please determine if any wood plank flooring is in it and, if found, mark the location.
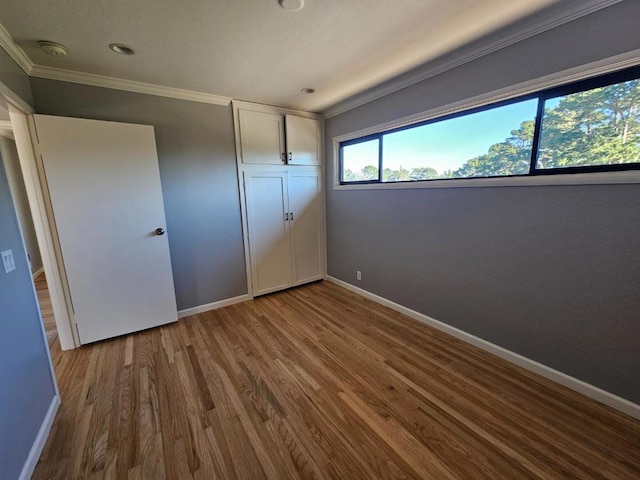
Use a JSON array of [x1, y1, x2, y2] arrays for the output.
[[34, 281, 640, 479], [35, 272, 58, 348]]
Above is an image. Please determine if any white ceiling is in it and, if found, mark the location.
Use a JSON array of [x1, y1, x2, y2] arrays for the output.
[[0, 0, 562, 112]]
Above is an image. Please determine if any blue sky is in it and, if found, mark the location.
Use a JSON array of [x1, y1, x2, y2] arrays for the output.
[[343, 98, 539, 174]]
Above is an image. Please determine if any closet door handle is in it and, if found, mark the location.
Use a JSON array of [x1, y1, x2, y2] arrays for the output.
[[281, 152, 286, 163], [285, 212, 289, 221], [290, 212, 294, 221], [288, 152, 293, 162]]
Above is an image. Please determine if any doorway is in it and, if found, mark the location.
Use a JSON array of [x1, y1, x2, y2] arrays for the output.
[[0, 103, 60, 351]]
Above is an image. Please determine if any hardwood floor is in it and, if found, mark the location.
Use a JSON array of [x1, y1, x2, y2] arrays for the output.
[[35, 281, 640, 479], [35, 272, 58, 348]]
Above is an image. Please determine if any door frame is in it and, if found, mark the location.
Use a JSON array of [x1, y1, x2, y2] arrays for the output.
[[2, 86, 78, 350]]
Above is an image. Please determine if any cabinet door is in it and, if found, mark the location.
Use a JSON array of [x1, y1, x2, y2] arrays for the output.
[[244, 172, 292, 295], [285, 115, 320, 165], [288, 170, 323, 285], [239, 110, 285, 164]]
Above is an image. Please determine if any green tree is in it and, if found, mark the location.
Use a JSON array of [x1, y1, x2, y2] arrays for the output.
[[361, 165, 379, 180], [454, 121, 533, 178], [537, 80, 640, 168], [383, 165, 410, 182], [410, 167, 439, 180]]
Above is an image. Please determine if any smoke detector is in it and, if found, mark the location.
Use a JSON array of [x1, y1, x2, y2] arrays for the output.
[[38, 41, 68, 57]]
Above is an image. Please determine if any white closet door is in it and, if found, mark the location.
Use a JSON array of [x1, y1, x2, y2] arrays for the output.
[[34, 115, 177, 344], [288, 170, 323, 285], [239, 110, 285, 164], [244, 171, 292, 295], [285, 115, 320, 166]]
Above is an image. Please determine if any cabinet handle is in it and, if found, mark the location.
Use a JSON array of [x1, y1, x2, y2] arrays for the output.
[[281, 152, 286, 163], [290, 212, 294, 221], [288, 152, 292, 162], [285, 212, 289, 221]]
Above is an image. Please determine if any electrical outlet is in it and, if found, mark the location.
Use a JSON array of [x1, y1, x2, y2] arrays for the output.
[[2, 249, 16, 274], [356, 270, 361, 281]]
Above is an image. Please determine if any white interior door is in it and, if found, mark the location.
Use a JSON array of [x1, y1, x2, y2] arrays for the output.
[[244, 171, 292, 295], [34, 115, 177, 344], [285, 115, 320, 165], [239, 110, 285, 164], [289, 170, 323, 285]]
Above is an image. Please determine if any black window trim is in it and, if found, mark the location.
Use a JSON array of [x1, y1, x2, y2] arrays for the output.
[[338, 64, 640, 186]]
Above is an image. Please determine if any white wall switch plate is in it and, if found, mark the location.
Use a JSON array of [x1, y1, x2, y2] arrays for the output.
[[2, 249, 16, 273]]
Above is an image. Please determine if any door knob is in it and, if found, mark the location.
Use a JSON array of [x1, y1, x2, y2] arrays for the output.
[[155, 228, 165, 236]]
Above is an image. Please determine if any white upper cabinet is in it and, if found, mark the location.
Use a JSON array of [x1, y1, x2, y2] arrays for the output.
[[236, 103, 321, 166], [239, 110, 285, 164], [285, 114, 321, 165]]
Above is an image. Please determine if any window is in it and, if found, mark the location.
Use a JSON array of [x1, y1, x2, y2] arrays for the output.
[[341, 138, 380, 182], [536, 78, 640, 172], [339, 66, 640, 185]]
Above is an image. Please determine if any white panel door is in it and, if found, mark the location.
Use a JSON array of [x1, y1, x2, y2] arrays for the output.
[[239, 110, 285, 164], [288, 170, 323, 285], [34, 115, 177, 344], [244, 171, 292, 295], [285, 115, 320, 165]]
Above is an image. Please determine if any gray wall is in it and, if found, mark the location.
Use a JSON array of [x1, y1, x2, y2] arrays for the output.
[[0, 151, 56, 479], [30, 80, 247, 311], [0, 136, 42, 273], [325, 1, 640, 403], [0, 48, 32, 107]]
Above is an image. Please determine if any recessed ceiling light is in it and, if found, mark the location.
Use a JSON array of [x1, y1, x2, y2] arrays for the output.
[[38, 41, 68, 57], [279, 0, 304, 12], [109, 43, 136, 55], [301, 88, 315, 94]]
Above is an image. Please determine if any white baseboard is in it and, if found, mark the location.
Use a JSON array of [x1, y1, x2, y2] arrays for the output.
[[18, 394, 60, 480], [178, 294, 250, 319], [32, 266, 44, 280], [326, 276, 640, 420]]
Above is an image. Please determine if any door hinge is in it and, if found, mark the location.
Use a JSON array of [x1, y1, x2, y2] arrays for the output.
[[74, 323, 82, 344]]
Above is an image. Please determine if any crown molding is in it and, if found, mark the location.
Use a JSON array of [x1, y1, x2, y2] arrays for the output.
[[322, 0, 624, 118], [30, 65, 232, 106], [0, 1, 626, 112], [0, 20, 231, 106], [0, 23, 33, 75]]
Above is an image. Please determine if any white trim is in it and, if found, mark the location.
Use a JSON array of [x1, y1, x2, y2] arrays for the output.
[[18, 394, 60, 480], [0, 80, 34, 114], [177, 294, 250, 318], [0, 23, 33, 75], [10, 108, 78, 350], [322, 0, 625, 118], [0, 20, 232, 106], [30, 65, 232, 106], [326, 276, 640, 420], [0, 120, 13, 139], [32, 266, 44, 279], [334, 171, 640, 191], [232, 100, 320, 118], [332, 49, 640, 142], [0, 1, 623, 115], [332, 49, 640, 190]]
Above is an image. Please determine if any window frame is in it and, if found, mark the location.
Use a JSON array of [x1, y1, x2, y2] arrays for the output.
[[336, 64, 640, 188]]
